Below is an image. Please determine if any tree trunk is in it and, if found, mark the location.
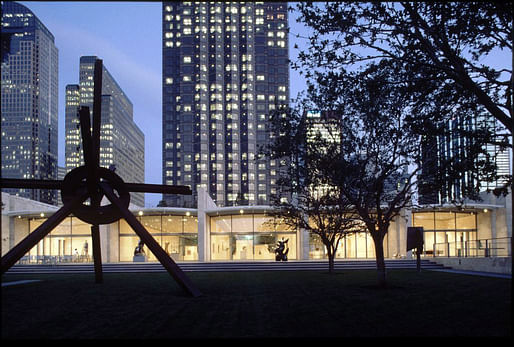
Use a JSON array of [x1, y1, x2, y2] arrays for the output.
[[327, 246, 335, 274], [373, 235, 387, 288]]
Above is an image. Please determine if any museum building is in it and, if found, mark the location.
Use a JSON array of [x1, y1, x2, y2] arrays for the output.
[[1, 189, 511, 263]]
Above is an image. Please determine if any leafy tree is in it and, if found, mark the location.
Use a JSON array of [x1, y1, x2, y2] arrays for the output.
[[264, 103, 361, 273], [267, 57, 499, 287], [316, 62, 426, 287], [293, 2, 512, 196], [295, 2, 512, 131]]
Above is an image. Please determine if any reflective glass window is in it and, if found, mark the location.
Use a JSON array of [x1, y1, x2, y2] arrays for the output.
[[232, 215, 253, 233], [254, 214, 273, 232], [232, 234, 253, 260], [413, 212, 434, 230], [254, 233, 276, 260], [141, 215, 161, 234], [162, 215, 183, 233], [183, 215, 198, 233], [435, 212, 455, 230], [211, 216, 231, 233], [455, 212, 476, 230]]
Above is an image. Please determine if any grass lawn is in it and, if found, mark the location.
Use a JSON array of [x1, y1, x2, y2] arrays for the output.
[[1, 269, 511, 338]]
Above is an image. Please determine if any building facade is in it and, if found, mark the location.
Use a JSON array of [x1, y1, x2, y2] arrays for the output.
[[1, 1, 59, 205], [2, 189, 511, 267], [64, 56, 145, 207], [419, 112, 511, 205], [162, 1, 289, 207]]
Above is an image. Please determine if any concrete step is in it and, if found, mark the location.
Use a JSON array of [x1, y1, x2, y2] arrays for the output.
[[4, 259, 448, 274]]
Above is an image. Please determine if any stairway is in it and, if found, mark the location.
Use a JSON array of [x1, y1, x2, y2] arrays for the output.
[[4, 259, 449, 274]]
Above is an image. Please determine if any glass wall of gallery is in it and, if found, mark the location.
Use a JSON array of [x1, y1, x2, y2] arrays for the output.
[[209, 213, 385, 260], [8, 209, 484, 263], [309, 232, 385, 259], [118, 213, 199, 261], [209, 213, 298, 260], [12, 212, 199, 264], [412, 210, 478, 257]]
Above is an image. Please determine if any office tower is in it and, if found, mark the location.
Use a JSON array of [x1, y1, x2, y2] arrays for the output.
[[478, 116, 511, 193], [1, 1, 59, 205], [65, 56, 145, 207], [162, 2, 289, 207], [418, 113, 511, 205]]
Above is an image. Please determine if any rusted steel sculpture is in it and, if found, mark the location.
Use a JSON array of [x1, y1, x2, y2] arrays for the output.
[[0, 59, 202, 297]]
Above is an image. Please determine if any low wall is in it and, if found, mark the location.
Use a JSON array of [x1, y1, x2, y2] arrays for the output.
[[433, 257, 511, 275]]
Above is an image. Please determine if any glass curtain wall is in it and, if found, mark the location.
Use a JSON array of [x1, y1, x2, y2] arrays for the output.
[[15, 212, 199, 263], [309, 232, 381, 259], [210, 214, 297, 261], [20, 216, 93, 263], [118, 214, 198, 262], [412, 211, 477, 257]]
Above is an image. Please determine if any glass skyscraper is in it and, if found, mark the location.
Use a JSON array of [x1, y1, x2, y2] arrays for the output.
[[419, 113, 511, 205], [1, 1, 59, 205], [65, 56, 145, 207], [162, 1, 289, 207]]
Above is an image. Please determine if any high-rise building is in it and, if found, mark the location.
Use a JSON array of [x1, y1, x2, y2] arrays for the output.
[[162, 2, 289, 207], [1, 1, 59, 205], [418, 113, 511, 205], [478, 116, 511, 193], [65, 56, 145, 207]]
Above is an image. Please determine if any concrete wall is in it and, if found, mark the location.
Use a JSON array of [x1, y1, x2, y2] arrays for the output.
[[433, 257, 512, 275]]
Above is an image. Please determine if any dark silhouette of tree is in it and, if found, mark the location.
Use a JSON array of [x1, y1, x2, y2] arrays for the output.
[[266, 57, 499, 287], [295, 2, 512, 131], [157, 200, 168, 207], [319, 64, 425, 287], [293, 2, 512, 196], [264, 103, 361, 273]]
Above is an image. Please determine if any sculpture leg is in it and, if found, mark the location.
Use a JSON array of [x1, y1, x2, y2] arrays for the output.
[[91, 224, 103, 283], [100, 183, 202, 297], [1, 192, 89, 274]]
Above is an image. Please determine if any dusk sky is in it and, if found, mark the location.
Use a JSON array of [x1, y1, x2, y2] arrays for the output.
[[17, 2, 510, 208], [18, 1, 311, 207]]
